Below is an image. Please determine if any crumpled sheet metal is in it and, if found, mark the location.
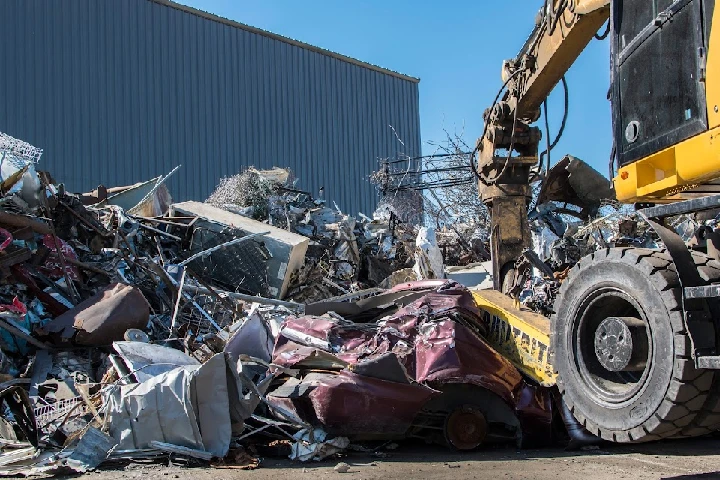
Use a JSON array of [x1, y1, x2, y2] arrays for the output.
[[0, 427, 116, 477], [111, 341, 200, 383], [38, 283, 149, 346], [104, 353, 231, 458], [224, 307, 275, 364], [224, 356, 265, 436], [270, 281, 553, 444]]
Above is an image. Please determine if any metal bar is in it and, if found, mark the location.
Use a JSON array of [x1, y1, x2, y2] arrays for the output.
[[137, 222, 182, 241], [127, 165, 181, 215], [170, 267, 187, 331], [316, 287, 384, 304], [182, 285, 303, 310], [522, 248, 555, 278], [63, 257, 110, 277], [134, 217, 193, 227], [0, 212, 51, 235], [148, 441, 212, 461], [178, 231, 269, 267], [697, 356, 720, 369], [685, 285, 720, 299], [0, 316, 53, 351], [184, 267, 235, 312], [234, 424, 271, 441], [167, 278, 222, 332], [640, 195, 720, 219], [58, 201, 111, 237]]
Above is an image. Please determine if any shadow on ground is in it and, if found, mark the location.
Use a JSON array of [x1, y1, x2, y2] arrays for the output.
[[662, 474, 720, 479]]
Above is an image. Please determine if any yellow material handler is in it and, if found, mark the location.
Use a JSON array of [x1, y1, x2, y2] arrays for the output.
[[473, 0, 720, 443]]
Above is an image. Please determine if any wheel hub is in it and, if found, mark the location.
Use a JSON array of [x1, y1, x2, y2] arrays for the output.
[[594, 316, 648, 372], [445, 407, 487, 450], [574, 288, 654, 404]]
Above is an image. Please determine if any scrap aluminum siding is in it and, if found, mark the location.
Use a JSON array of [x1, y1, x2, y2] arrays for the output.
[[0, 0, 421, 216]]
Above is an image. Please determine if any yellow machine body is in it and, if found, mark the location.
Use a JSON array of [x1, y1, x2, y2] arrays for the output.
[[615, 4, 720, 203], [471, 290, 557, 387]]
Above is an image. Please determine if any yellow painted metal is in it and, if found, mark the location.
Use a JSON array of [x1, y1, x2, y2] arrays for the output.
[[615, 5, 720, 203], [614, 127, 720, 203], [708, 3, 719, 129], [471, 289, 557, 387], [513, 2, 610, 119], [574, 0, 610, 15]]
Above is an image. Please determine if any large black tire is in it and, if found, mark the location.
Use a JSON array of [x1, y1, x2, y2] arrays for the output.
[[550, 247, 720, 443]]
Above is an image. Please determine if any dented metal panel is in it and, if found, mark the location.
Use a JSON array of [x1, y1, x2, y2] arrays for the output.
[[269, 282, 555, 444]]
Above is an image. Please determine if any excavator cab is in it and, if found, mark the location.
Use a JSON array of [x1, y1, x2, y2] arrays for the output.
[[613, 0, 718, 202], [613, 0, 712, 168]]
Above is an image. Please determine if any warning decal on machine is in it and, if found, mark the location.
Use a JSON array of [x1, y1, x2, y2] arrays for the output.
[[471, 290, 557, 387]]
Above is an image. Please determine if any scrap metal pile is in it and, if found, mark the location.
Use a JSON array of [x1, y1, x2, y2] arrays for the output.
[[0, 132, 599, 476], [205, 167, 486, 301], [513, 156, 659, 316]]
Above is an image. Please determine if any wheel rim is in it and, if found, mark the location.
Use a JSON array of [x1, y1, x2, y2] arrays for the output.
[[571, 286, 653, 406], [445, 406, 488, 450]]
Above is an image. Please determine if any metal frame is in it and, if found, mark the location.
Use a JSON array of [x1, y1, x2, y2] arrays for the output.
[[639, 196, 720, 364]]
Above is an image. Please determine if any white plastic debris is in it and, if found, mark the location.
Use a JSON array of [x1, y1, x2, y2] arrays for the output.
[[289, 428, 349, 462], [413, 227, 445, 280]]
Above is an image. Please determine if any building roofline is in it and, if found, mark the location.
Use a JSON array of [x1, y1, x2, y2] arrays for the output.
[[150, 0, 421, 84]]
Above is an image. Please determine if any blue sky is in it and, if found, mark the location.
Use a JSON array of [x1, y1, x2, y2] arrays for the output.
[[177, 0, 613, 177]]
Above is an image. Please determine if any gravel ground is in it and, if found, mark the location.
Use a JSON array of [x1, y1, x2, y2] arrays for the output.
[[68, 437, 720, 480]]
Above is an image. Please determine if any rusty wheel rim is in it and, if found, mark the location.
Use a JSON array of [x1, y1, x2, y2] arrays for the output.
[[445, 406, 487, 450]]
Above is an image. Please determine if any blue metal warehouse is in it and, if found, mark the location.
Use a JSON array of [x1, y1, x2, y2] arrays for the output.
[[0, 0, 421, 215]]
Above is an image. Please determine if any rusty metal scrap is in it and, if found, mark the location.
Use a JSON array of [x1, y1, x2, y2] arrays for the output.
[[266, 281, 556, 449]]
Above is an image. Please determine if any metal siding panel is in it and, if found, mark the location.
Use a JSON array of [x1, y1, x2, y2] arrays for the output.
[[141, 0, 150, 183], [281, 41, 290, 168], [360, 68, 371, 212], [88, 0, 98, 185], [189, 9, 200, 199], [343, 62, 352, 212], [240, 28, 251, 175], [129, 0, 140, 188], [226, 24, 237, 180], [0, 0, 421, 212], [272, 38, 281, 167], [302, 49, 312, 179], [220, 23, 230, 180], [271, 36, 279, 168], [250, 31, 259, 167], [324, 56, 333, 208], [309, 51, 318, 197], [198, 15, 207, 195], [345, 63, 355, 212], [212, 21, 222, 194], [261, 35, 271, 169]]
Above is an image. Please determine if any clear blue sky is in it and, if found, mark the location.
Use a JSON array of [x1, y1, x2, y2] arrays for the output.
[[177, 0, 613, 177]]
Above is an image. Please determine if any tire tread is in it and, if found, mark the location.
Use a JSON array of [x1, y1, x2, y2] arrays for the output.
[[551, 248, 720, 442]]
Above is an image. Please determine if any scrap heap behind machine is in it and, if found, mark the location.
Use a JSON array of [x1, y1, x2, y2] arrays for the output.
[[475, 0, 720, 442]]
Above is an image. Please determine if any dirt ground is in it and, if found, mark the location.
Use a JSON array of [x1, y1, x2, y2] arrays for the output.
[[70, 437, 720, 480]]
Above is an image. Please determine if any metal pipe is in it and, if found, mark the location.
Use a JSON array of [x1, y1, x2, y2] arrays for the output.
[[178, 231, 269, 267], [182, 284, 303, 310]]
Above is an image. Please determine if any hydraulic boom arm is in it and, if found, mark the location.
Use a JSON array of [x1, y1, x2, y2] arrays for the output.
[[477, 0, 610, 291]]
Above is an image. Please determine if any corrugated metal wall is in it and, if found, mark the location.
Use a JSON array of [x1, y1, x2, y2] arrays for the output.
[[0, 0, 421, 215]]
